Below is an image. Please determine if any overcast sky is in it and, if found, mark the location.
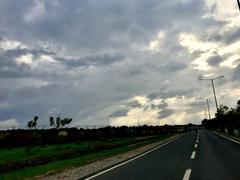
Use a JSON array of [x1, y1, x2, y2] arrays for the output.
[[0, 0, 240, 129]]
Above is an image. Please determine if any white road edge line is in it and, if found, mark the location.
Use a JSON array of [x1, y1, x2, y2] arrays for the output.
[[191, 151, 196, 159], [85, 135, 183, 180], [213, 131, 240, 145], [196, 140, 198, 143], [194, 144, 198, 148], [183, 169, 192, 180]]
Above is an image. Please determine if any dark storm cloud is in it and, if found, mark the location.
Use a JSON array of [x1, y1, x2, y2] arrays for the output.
[[224, 28, 240, 44], [145, 99, 175, 119], [156, 102, 169, 109], [147, 88, 194, 101], [0, 43, 125, 79], [151, 104, 156, 110], [165, 61, 188, 72], [188, 100, 204, 108], [57, 53, 125, 69], [0, 50, 31, 78], [207, 27, 240, 44], [0, 0, 208, 53], [0, 79, 129, 126], [153, 56, 188, 73], [148, 101, 169, 111], [147, 92, 159, 100], [158, 109, 175, 119], [126, 100, 142, 108], [109, 100, 142, 118], [1, 46, 54, 57], [207, 55, 222, 67], [109, 109, 129, 118]]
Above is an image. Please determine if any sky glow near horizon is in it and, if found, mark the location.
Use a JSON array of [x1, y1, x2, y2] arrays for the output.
[[0, 0, 240, 129]]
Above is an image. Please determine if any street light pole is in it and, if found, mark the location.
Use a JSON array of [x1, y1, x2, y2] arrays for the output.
[[206, 99, 211, 120], [211, 79, 218, 110], [237, 0, 240, 11], [199, 76, 224, 111]]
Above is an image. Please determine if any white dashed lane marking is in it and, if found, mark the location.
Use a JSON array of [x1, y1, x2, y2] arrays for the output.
[[183, 169, 192, 180], [191, 151, 196, 159], [184, 134, 199, 180]]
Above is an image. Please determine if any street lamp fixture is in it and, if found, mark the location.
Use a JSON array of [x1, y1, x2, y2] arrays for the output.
[[199, 76, 224, 111]]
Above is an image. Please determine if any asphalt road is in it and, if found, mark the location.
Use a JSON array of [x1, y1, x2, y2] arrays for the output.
[[86, 130, 240, 180]]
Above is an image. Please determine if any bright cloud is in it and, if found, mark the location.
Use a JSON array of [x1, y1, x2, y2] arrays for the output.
[[179, 33, 217, 54], [179, 32, 240, 70], [204, 0, 240, 21], [0, 39, 21, 51], [146, 31, 165, 52], [0, 119, 20, 130], [16, 54, 33, 65]]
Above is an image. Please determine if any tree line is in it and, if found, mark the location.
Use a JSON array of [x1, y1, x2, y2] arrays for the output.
[[202, 99, 240, 135], [27, 116, 72, 129], [0, 125, 191, 148]]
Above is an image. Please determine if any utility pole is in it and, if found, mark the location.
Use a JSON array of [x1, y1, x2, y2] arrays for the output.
[[199, 76, 224, 111], [107, 117, 110, 126], [138, 115, 141, 126], [200, 97, 208, 119], [204, 107, 207, 119], [206, 99, 211, 120]]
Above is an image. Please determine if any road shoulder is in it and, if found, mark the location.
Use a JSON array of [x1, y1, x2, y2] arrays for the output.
[[212, 131, 240, 144]]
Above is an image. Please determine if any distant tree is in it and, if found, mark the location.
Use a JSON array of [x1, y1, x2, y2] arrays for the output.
[[61, 118, 72, 127], [215, 105, 229, 121], [27, 116, 39, 129], [32, 116, 38, 128], [49, 116, 55, 126], [27, 121, 33, 129], [49, 116, 72, 129], [56, 117, 61, 128], [237, 100, 240, 112]]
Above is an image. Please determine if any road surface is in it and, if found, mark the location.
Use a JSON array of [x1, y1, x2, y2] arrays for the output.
[[86, 130, 240, 180]]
